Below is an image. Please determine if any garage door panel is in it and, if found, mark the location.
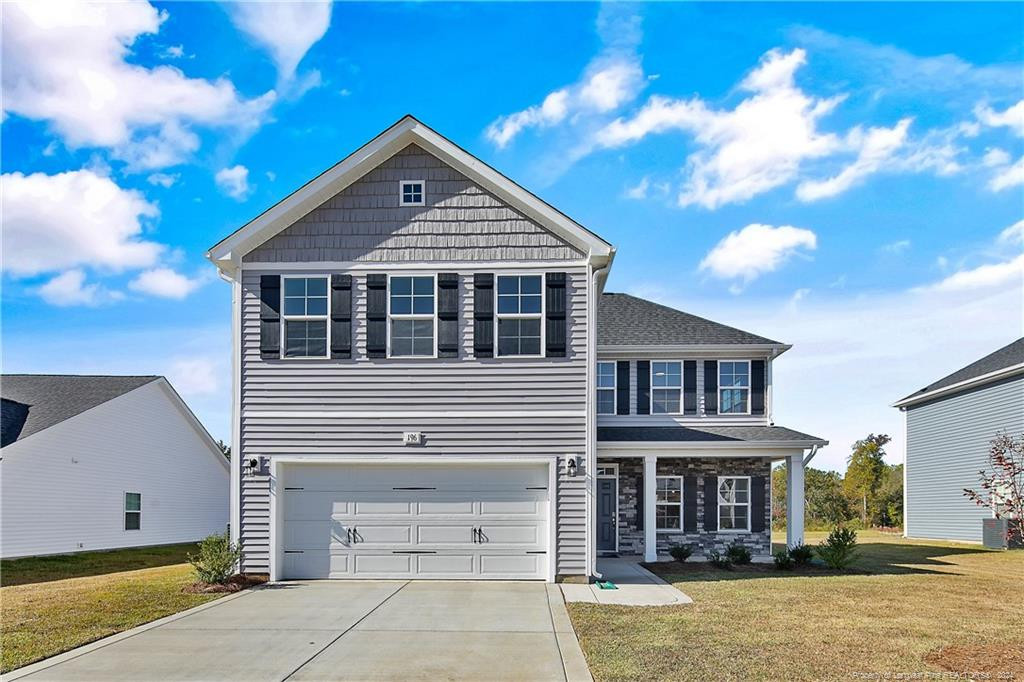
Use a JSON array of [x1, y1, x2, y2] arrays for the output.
[[284, 520, 350, 549], [355, 501, 412, 515], [416, 525, 474, 544], [354, 554, 413, 575], [416, 554, 475, 575], [479, 499, 543, 515], [351, 525, 412, 544], [417, 500, 475, 515], [480, 554, 543, 576], [477, 524, 541, 545], [284, 493, 351, 519], [284, 551, 349, 578]]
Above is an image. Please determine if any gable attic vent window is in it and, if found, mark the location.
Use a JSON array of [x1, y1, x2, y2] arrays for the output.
[[399, 180, 425, 206]]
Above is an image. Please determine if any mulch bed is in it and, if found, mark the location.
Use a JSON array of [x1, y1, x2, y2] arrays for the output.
[[925, 643, 1024, 677], [644, 560, 846, 577], [182, 573, 268, 594]]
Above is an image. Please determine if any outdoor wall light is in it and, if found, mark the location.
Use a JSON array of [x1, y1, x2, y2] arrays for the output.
[[566, 456, 578, 477]]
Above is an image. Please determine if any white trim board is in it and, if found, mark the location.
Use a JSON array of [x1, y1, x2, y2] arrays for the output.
[[207, 116, 613, 275], [892, 362, 1024, 408]]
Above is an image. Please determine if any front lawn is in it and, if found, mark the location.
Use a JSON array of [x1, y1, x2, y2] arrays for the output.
[[1, 544, 227, 673], [569, 532, 1024, 681]]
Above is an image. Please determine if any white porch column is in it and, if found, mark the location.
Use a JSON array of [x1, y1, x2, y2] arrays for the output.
[[786, 453, 805, 547], [644, 454, 657, 562]]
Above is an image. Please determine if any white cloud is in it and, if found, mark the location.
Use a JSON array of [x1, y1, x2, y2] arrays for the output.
[[987, 156, 1024, 192], [998, 219, 1024, 246], [597, 49, 845, 209], [624, 177, 649, 200], [1, 169, 161, 276], [161, 44, 184, 59], [36, 269, 122, 306], [146, 172, 178, 188], [796, 118, 912, 201], [699, 223, 818, 290], [880, 239, 911, 254], [225, 1, 331, 86], [485, 6, 644, 150], [983, 147, 1011, 167], [167, 357, 220, 396], [918, 254, 1024, 294], [2, 1, 275, 170], [976, 100, 1024, 137], [128, 267, 207, 299], [215, 164, 252, 200]]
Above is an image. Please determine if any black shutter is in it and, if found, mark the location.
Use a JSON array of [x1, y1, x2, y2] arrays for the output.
[[703, 476, 718, 532], [615, 361, 630, 415], [683, 475, 698, 532], [366, 274, 387, 358], [636, 475, 644, 531], [545, 272, 567, 357], [259, 275, 281, 359], [473, 274, 494, 358], [330, 274, 352, 359], [751, 360, 766, 416], [704, 360, 718, 415], [437, 273, 459, 358], [636, 360, 650, 415], [751, 476, 766, 532], [683, 360, 697, 415]]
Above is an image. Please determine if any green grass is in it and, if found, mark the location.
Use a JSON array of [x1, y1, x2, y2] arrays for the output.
[[1, 544, 226, 673], [569, 532, 1024, 681]]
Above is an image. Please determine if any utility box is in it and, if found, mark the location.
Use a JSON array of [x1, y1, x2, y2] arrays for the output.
[[982, 518, 1023, 549]]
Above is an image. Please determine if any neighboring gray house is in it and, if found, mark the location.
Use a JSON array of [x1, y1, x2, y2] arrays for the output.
[[1, 375, 230, 559], [894, 338, 1024, 543], [206, 116, 825, 582]]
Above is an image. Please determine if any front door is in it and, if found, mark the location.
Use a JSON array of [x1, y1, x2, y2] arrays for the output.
[[596, 471, 618, 553]]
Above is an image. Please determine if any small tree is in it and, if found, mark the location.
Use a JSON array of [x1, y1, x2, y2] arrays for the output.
[[216, 439, 231, 461], [189, 532, 241, 585], [964, 433, 1024, 544], [844, 434, 890, 525]]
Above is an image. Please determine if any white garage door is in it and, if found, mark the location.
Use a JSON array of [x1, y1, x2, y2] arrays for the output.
[[280, 463, 550, 580]]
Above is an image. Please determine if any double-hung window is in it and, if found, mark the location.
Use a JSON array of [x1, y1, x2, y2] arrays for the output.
[[651, 361, 682, 414], [596, 362, 616, 414], [496, 275, 542, 356], [282, 276, 328, 358], [719, 361, 750, 414], [655, 477, 683, 530], [718, 476, 750, 531], [124, 492, 141, 531], [389, 276, 435, 357]]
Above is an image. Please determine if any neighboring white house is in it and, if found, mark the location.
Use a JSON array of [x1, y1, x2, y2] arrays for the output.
[[0, 375, 230, 559]]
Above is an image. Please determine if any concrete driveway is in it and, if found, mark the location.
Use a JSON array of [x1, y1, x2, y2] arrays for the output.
[[6, 581, 591, 682]]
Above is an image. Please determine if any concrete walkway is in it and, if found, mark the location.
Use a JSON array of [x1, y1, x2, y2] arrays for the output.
[[561, 557, 693, 606], [5, 581, 592, 682]]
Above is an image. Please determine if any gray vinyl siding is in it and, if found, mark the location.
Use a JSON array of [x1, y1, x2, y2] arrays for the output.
[[905, 375, 1024, 543], [243, 144, 584, 264], [238, 267, 589, 576]]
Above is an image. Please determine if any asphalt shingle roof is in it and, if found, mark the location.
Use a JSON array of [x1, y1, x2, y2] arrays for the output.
[[598, 425, 826, 444], [598, 293, 781, 346], [898, 337, 1024, 403], [0, 375, 160, 447]]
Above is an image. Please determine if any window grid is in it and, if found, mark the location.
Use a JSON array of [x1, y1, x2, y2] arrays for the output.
[[124, 492, 141, 531], [719, 360, 751, 414], [651, 361, 683, 414], [655, 476, 683, 530], [282, 276, 329, 359], [596, 361, 616, 415], [496, 275, 543, 357], [389, 275, 436, 357], [399, 180, 424, 206], [718, 476, 751, 531]]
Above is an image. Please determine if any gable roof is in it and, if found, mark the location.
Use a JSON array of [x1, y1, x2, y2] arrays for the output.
[[598, 293, 786, 348], [1, 375, 160, 447], [206, 115, 614, 275], [894, 337, 1024, 408]]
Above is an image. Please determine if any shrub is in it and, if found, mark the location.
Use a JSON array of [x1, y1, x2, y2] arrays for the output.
[[668, 544, 693, 562], [707, 550, 732, 570], [816, 527, 859, 570], [725, 542, 752, 565], [188, 532, 241, 585], [772, 549, 794, 570], [788, 543, 814, 566]]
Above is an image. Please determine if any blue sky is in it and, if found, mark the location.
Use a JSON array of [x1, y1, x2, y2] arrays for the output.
[[3, 1, 1022, 471]]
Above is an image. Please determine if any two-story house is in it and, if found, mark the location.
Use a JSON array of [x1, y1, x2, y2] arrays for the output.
[[206, 116, 825, 582]]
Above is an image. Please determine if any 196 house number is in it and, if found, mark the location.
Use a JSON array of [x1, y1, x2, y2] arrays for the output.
[[403, 432, 422, 446]]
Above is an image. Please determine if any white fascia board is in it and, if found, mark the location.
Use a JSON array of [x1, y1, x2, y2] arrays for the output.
[[596, 343, 791, 357], [598, 440, 827, 452], [892, 363, 1024, 409], [206, 116, 613, 276]]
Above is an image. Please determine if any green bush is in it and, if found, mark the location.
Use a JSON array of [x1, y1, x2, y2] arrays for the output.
[[816, 527, 859, 570], [188, 532, 241, 585], [788, 543, 814, 566], [707, 550, 732, 570], [725, 542, 752, 565], [772, 549, 794, 570], [668, 544, 693, 562]]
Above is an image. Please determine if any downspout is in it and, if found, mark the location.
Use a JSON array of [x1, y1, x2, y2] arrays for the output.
[[802, 444, 819, 467], [586, 256, 613, 581]]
